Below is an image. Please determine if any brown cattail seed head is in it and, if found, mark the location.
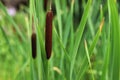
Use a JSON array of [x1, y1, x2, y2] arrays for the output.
[[45, 10, 53, 59], [31, 32, 37, 59], [31, 17, 36, 59]]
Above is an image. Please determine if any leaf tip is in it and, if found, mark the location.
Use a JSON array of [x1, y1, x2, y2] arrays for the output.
[[100, 18, 105, 32]]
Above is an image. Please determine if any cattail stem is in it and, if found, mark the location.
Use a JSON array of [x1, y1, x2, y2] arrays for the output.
[[44, 0, 52, 11], [45, 10, 53, 59], [44, 0, 48, 11]]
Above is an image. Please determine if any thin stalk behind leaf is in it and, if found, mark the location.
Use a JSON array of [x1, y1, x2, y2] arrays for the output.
[[44, 0, 48, 11]]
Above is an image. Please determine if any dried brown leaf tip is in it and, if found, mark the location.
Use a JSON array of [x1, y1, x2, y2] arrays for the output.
[[100, 18, 104, 32], [31, 17, 37, 59], [45, 10, 53, 59]]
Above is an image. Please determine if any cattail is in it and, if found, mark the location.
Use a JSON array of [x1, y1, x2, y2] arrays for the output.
[[44, 0, 48, 11], [31, 32, 36, 59], [45, 10, 53, 59], [31, 17, 37, 59]]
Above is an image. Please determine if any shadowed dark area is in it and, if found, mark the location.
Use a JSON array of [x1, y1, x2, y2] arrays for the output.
[[1, 0, 28, 9]]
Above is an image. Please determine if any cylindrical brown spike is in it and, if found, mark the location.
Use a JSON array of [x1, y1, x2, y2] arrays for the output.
[[44, 0, 48, 11], [45, 10, 53, 59], [31, 32, 37, 59], [31, 16, 37, 59]]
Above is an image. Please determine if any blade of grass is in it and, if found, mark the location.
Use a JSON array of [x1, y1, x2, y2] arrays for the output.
[[61, 0, 67, 19], [87, 2, 95, 38], [59, 1, 75, 79], [14, 60, 29, 79], [76, 18, 104, 80], [108, 0, 120, 80], [36, 32, 43, 80], [32, 14, 43, 80], [0, 25, 17, 60], [32, 1, 47, 79], [53, 23, 70, 62], [63, 0, 74, 47], [84, 40, 95, 80], [69, 0, 75, 56], [37, 22, 48, 80], [54, 1, 64, 79], [70, 0, 92, 80], [29, 0, 41, 80], [53, 22, 71, 79], [89, 18, 104, 54], [100, 28, 110, 80], [48, 57, 55, 80], [54, 0, 62, 39]]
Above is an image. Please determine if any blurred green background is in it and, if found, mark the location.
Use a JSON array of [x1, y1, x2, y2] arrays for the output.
[[0, 0, 120, 80]]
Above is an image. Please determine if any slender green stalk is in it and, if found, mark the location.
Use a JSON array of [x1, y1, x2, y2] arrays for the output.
[[84, 40, 95, 80]]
